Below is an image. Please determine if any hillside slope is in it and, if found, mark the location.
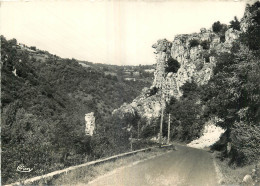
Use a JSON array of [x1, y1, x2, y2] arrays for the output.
[[1, 36, 152, 184]]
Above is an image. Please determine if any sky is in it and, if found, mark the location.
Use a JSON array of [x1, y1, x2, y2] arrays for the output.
[[1, 1, 247, 66]]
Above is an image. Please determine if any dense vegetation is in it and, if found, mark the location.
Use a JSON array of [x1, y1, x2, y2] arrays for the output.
[[205, 2, 260, 164], [1, 36, 152, 184], [165, 81, 204, 142], [164, 2, 260, 166]]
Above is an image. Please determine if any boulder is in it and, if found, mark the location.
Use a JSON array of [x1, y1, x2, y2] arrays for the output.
[[242, 174, 254, 185]]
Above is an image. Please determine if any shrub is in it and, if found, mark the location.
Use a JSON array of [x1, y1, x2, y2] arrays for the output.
[[202, 52, 210, 63], [189, 39, 200, 48], [200, 40, 210, 50], [180, 81, 199, 98], [212, 21, 223, 33], [140, 123, 159, 138], [230, 122, 260, 165], [229, 16, 240, 31], [212, 22, 228, 42], [165, 57, 180, 73], [148, 87, 158, 96], [30, 46, 37, 51]]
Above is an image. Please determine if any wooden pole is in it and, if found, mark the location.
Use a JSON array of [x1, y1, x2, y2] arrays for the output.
[[130, 132, 133, 151], [137, 122, 140, 139], [167, 113, 171, 145], [159, 94, 165, 145], [159, 106, 164, 145]]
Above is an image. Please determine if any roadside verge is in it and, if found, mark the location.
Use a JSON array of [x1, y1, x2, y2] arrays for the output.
[[6, 145, 174, 186]]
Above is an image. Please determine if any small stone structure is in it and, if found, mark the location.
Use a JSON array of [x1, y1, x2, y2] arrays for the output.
[[85, 112, 95, 136]]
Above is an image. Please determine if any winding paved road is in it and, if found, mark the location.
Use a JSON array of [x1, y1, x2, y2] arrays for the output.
[[86, 145, 219, 186]]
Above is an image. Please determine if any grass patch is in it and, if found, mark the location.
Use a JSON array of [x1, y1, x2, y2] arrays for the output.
[[213, 151, 260, 185], [45, 148, 169, 185]]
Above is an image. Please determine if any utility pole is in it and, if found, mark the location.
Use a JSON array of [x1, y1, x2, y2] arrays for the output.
[[137, 121, 140, 140], [159, 93, 165, 145], [167, 113, 171, 145], [130, 132, 133, 151]]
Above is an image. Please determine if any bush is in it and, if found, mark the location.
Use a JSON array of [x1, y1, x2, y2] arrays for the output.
[[189, 39, 200, 48], [180, 81, 199, 98], [30, 46, 37, 51], [230, 122, 260, 165], [200, 40, 210, 50], [212, 22, 228, 43], [140, 123, 159, 138], [229, 16, 240, 31], [202, 51, 210, 63], [212, 21, 223, 33], [165, 57, 180, 73], [149, 87, 158, 96]]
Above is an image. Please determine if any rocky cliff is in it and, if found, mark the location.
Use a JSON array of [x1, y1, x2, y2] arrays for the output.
[[113, 6, 252, 128]]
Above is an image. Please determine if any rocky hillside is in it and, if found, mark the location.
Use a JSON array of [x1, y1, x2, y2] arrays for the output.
[[114, 15, 239, 122], [114, 1, 260, 165]]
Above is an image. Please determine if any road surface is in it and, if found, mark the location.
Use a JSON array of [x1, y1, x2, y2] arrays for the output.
[[86, 145, 219, 186]]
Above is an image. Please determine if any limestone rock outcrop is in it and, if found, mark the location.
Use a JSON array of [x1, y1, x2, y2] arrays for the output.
[[152, 39, 172, 89], [85, 112, 95, 136], [113, 88, 163, 122], [114, 10, 251, 126]]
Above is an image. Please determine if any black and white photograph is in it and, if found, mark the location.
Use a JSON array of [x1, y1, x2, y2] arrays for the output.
[[1, 0, 260, 185]]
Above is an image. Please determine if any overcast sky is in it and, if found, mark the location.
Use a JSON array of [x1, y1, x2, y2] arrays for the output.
[[1, 1, 247, 66]]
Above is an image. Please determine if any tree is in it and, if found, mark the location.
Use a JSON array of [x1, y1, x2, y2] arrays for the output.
[[201, 42, 260, 164], [212, 21, 228, 36], [212, 21, 223, 33], [30, 46, 37, 51], [229, 16, 240, 31], [8, 38, 17, 46]]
